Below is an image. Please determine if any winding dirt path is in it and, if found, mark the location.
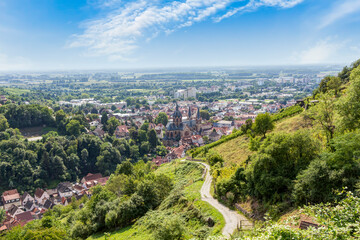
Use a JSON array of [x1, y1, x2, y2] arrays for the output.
[[193, 161, 251, 237]]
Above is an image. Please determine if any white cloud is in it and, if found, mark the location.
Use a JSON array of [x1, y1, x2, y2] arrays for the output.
[[319, 0, 360, 28], [295, 38, 344, 64], [70, 0, 303, 60], [216, 0, 304, 22]]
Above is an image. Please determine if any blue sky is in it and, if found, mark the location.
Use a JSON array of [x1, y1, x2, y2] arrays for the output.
[[0, 0, 360, 71]]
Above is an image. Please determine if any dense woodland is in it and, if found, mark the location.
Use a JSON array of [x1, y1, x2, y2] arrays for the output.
[[0, 104, 166, 194]]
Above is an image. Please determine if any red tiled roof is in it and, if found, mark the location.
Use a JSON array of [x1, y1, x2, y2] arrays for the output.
[[34, 188, 45, 198], [15, 212, 33, 226], [83, 173, 103, 182]]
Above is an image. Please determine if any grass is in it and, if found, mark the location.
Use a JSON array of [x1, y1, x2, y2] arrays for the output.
[[4, 87, 30, 95], [87, 161, 225, 240], [88, 226, 152, 240], [211, 135, 253, 167]]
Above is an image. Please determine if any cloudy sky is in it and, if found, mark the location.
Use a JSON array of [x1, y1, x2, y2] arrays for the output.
[[0, 0, 360, 70]]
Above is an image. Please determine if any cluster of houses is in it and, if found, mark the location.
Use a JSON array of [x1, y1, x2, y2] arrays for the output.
[[83, 98, 298, 167], [0, 173, 108, 232]]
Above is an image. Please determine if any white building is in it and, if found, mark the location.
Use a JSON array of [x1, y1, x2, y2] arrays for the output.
[[174, 87, 197, 100]]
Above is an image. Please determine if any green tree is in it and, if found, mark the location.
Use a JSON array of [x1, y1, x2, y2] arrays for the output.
[[66, 120, 84, 137], [115, 161, 134, 176], [0, 114, 9, 132], [148, 129, 158, 149], [208, 152, 224, 166], [96, 143, 122, 175], [101, 112, 108, 125], [311, 93, 336, 143], [107, 117, 120, 135], [254, 113, 274, 138], [200, 110, 210, 120], [155, 112, 168, 126], [338, 65, 360, 131], [0, 208, 5, 224], [246, 131, 320, 203]]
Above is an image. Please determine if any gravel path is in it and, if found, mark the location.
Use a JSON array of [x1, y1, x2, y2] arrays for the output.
[[196, 161, 250, 238]]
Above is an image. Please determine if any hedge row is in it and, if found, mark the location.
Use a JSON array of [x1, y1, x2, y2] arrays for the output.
[[271, 105, 304, 122]]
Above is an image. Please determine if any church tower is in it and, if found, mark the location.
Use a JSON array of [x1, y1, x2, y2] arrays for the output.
[[196, 106, 201, 132], [188, 106, 192, 120], [173, 103, 182, 127]]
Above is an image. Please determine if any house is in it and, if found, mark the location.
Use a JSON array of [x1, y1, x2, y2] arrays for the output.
[[82, 177, 109, 189], [214, 120, 233, 128], [191, 135, 204, 146], [43, 199, 55, 210], [46, 189, 59, 199], [56, 182, 73, 198], [1, 189, 21, 211], [21, 192, 34, 207], [7, 205, 24, 217], [81, 173, 103, 184], [34, 188, 50, 205], [115, 125, 129, 138], [152, 156, 170, 166], [14, 212, 34, 226], [24, 201, 35, 212], [172, 145, 185, 159], [209, 130, 221, 142]]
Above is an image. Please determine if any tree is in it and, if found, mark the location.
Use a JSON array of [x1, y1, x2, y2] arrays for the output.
[[153, 215, 185, 240], [111, 105, 117, 111], [107, 117, 120, 135], [155, 112, 168, 126], [254, 113, 274, 138], [90, 107, 98, 114], [338, 66, 360, 131], [96, 143, 122, 175], [246, 131, 320, 203], [311, 93, 336, 143], [208, 153, 224, 166], [55, 110, 66, 126], [0, 208, 5, 224], [115, 161, 134, 176], [66, 120, 84, 137], [200, 110, 210, 120], [148, 129, 158, 149], [0, 114, 9, 131], [101, 112, 108, 125]]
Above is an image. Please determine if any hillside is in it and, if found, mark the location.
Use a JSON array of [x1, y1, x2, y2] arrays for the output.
[[209, 112, 310, 167], [190, 60, 360, 228], [87, 161, 225, 240]]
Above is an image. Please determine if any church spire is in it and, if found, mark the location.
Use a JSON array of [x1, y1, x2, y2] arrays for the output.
[[188, 106, 192, 119]]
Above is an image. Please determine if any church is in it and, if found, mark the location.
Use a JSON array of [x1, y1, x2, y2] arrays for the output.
[[163, 104, 202, 146]]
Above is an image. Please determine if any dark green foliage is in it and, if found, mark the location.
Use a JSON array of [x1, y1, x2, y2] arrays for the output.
[[148, 128, 158, 149], [155, 112, 168, 126], [200, 110, 210, 120], [207, 152, 224, 166], [246, 131, 320, 203], [254, 113, 274, 138], [293, 131, 360, 204], [0, 104, 55, 129]]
